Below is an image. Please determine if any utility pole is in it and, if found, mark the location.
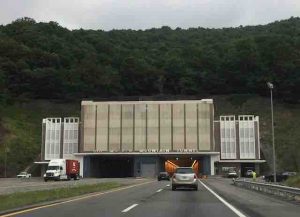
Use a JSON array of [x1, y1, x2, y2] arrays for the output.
[[267, 82, 276, 183], [4, 143, 7, 178]]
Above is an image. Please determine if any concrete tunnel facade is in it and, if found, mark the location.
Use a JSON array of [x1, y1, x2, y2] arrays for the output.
[[39, 99, 265, 178]]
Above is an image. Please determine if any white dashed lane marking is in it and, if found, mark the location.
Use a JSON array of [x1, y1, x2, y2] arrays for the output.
[[121, 204, 139, 213]]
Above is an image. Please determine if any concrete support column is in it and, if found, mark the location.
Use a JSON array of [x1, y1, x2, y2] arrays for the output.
[[210, 155, 220, 176], [255, 163, 260, 175]]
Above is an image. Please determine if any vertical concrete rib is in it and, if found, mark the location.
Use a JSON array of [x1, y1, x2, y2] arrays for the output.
[[107, 104, 110, 152], [210, 103, 214, 150], [120, 104, 123, 151], [158, 104, 161, 151], [60, 121, 64, 158], [196, 103, 199, 151], [94, 105, 98, 150], [133, 104, 135, 151], [41, 122, 45, 160], [171, 103, 173, 151], [184, 103, 186, 149], [77, 121, 81, 153], [80, 106, 84, 153], [145, 104, 148, 150]]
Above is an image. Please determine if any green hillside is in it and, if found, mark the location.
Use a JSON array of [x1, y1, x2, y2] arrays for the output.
[[0, 17, 300, 102], [0, 17, 300, 176], [0, 100, 80, 177]]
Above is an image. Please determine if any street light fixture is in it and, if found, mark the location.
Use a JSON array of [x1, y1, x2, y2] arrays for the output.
[[267, 82, 273, 89], [267, 82, 276, 183]]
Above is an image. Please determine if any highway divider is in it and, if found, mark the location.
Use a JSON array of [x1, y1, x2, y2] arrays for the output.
[[232, 179, 300, 202]]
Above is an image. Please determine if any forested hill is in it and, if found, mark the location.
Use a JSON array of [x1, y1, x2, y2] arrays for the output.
[[0, 17, 300, 102]]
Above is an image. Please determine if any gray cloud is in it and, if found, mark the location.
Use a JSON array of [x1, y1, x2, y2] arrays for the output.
[[0, 0, 299, 30]]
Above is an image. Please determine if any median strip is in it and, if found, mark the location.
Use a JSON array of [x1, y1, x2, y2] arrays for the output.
[[0, 182, 120, 214], [0, 180, 155, 217]]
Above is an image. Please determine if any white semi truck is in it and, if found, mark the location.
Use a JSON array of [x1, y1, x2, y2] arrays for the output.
[[44, 159, 80, 182]]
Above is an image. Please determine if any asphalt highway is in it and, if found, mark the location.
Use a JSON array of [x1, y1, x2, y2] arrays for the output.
[[2, 178, 300, 217]]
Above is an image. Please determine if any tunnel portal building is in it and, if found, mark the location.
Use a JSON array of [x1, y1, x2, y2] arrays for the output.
[[39, 99, 265, 178]]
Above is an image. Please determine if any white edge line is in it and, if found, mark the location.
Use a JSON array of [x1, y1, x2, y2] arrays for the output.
[[199, 180, 247, 217], [121, 204, 138, 213], [156, 189, 163, 192]]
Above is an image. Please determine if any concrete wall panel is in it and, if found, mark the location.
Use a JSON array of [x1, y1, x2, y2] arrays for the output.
[[147, 104, 159, 150], [173, 104, 184, 150], [134, 104, 146, 151], [44, 118, 62, 160], [198, 103, 210, 150], [96, 104, 108, 151], [239, 115, 255, 159], [63, 117, 79, 158], [83, 105, 96, 151], [122, 104, 134, 151], [185, 103, 197, 150], [109, 104, 121, 151], [160, 104, 172, 151], [81, 100, 214, 153]]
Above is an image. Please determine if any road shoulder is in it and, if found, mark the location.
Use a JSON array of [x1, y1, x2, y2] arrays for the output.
[[202, 177, 300, 217]]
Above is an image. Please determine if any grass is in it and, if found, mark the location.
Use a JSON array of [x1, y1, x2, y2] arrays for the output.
[[0, 100, 80, 176], [0, 182, 122, 212], [285, 176, 300, 188]]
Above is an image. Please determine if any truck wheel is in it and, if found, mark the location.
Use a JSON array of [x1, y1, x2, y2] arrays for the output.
[[44, 178, 48, 182]]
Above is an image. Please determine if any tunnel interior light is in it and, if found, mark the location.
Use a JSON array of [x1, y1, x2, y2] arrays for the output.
[[191, 160, 197, 168], [166, 160, 179, 168]]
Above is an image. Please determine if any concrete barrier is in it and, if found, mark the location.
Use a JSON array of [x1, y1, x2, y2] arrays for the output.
[[233, 179, 300, 202]]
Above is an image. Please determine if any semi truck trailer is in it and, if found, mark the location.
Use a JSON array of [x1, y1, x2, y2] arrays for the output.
[[44, 159, 80, 182]]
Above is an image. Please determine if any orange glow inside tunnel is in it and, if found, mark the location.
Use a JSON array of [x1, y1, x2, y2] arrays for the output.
[[164, 159, 200, 176]]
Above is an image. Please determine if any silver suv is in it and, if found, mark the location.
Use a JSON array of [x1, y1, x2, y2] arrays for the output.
[[171, 167, 198, 191]]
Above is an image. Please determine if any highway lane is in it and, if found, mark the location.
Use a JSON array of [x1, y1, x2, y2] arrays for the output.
[[123, 181, 241, 217], [6, 180, 242, 217]]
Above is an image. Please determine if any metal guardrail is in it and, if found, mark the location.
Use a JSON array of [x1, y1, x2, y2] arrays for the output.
[[233, 179, 300, 201]]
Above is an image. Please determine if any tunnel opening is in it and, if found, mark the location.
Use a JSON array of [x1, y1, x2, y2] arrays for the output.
[[163, 157, 200, 176], [89, 156, 134, 178], [241, 163, 255, 177]]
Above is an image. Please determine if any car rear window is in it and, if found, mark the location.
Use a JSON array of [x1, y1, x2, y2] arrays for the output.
[[176, 168, 194, 174]]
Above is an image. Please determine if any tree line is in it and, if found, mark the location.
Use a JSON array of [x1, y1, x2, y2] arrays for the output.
[[0, 17, 300, 102]]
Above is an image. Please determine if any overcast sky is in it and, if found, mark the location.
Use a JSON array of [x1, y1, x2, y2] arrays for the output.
[[0, 0, 299, 30]]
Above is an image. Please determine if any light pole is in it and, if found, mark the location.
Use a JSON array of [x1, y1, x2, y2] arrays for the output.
[[267, 82, 276, 183], [4, 143, 7, 178]]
